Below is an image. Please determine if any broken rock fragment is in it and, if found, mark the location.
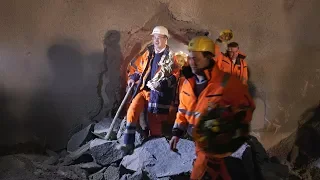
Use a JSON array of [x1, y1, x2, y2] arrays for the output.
[[67, 124, 95, 152], [62, 142, 92, 166], [224, 144, 256, 180], [103, 165, 120, 180], [225, 136, 289, 180], [94, 117, 122, 139], [90, 139, 124, 166], [76, 161, 102, 173], [120, 170, 143, 180], [121, 137, 196, 178], [89, 167, 106, 180]]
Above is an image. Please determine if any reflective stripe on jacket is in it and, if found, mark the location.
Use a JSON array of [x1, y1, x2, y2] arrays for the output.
[[173, 64, 255, 157], [214, 42, 249, 85], [128, 45, 180, 114]]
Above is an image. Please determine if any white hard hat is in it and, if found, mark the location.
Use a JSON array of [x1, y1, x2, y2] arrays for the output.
[[151, 26, 169, 38]]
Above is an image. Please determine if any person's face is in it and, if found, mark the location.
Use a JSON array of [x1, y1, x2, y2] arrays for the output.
[[152, 34, 167, 50], [188, 51, 210, 74], [227, 47, 239, 60]]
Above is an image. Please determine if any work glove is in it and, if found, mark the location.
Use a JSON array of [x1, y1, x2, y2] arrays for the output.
[[127, 79, 135, 87], [146, 81, 161, 91], [169, 136, 180, 152]]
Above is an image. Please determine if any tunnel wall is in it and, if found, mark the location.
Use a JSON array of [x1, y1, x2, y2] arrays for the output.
[[0, 0, 320, 150]]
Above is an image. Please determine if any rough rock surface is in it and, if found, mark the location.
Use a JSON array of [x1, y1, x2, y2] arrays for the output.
[[121, 137, 196, 178], [0, 154, 88, 180], [88, 167, 106, 180], [103, 165, 120, 180], [67, 124, 95, 152], [0, 134, 294, 180], [89, 139, 124, 166], [120, 170, 143, 180], [267, 105, 320, 179], [93, 118, 122, 138]]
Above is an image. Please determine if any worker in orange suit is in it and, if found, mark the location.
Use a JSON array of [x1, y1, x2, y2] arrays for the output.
[[214, 35, 249, 85], [167, 52, 189, 124], [121, 26, 180, 154], [169, 36, 255, 180]]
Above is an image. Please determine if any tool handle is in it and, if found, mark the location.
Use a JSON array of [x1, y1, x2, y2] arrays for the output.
[[105, 84, 134, 140]]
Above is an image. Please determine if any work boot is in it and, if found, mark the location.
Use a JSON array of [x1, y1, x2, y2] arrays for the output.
[[117, 144, 134, 155]]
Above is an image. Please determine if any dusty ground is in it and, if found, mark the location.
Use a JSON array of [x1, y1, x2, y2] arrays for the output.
[[0, 154, 55, 180]]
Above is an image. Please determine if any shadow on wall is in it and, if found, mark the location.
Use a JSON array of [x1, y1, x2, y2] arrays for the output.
[[247, 67, 257, 99], [0, 34, 124, 151], [24, 40, 85, 150], [98, 30, 124, 119], [122, 42, 142, 115], [0, 86, 19, 150], [124, 42, 142, 76]]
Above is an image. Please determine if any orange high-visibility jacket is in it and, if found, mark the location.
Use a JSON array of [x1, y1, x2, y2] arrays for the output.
[[127, 46, 180, 90], [127, 45, 181, 114], [173, 65, 255, 156], [214, 43, 249, 85]]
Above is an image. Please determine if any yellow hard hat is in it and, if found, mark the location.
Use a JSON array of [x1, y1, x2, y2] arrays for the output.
[[174, 51, 188, 67], [188, 36, 215, 54], [219, 29, 234, 42]]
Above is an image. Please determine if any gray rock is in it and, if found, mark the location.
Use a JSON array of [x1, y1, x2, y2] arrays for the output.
[[90, 139, 124, 166], [314, 159, 320, 168], [76, 161, 101, 169], [67, 124, 95, 152], [121, 137, 195, 178], [89, 167, 106, 180], [120, 146, 156, 171], [46, 149, 59, 157], [225, 147, 256, 180], [225, 137, 289, 180], [119, 171, 143, 180], [144, 171, 171, 180], [43, 155, 59, 165], [157, 177, 171, 180], [43, 149, 60, 165], [230, 143, 250, 159], [59, 149, 68, 158], [103, 166, 120, 180], [94, 117, 122, 138], [260, 162, 289, 180], [62, 142, 92, 165], [119, 174, 131, 180], [58, 166, 88, 179], [129, 170, 143, 180]]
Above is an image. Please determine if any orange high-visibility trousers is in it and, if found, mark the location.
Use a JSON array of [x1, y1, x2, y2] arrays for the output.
[[124, 90, 165, 145], [148, 113, 166, 136], [190, 151, 231, 180], [127, 90, 150, 126]]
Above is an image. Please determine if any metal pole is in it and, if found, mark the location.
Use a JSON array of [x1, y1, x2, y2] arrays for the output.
[[104, 85, 134, 140]]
